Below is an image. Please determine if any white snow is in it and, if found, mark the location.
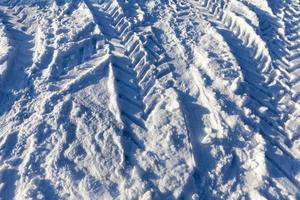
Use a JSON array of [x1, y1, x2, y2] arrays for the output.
[[0, 0, 299, 199]]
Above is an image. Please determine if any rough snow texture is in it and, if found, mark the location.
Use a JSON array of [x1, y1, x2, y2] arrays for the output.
[[0, 0, 299, 199]]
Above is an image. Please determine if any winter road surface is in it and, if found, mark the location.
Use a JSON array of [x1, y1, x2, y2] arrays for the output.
[[0, 0, 299, 199]]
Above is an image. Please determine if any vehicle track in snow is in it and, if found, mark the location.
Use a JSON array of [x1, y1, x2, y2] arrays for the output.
[[0, 0, 299, 199], [193, 0, 300, 190], [150, 0, 300, 198], [84, 1, 195, 198]]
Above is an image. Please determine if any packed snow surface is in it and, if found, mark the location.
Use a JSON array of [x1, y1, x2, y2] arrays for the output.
[[0, 0, 300, 199]]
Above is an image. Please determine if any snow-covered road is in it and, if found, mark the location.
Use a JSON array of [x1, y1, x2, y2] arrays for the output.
[[0, 0, 299, 199]]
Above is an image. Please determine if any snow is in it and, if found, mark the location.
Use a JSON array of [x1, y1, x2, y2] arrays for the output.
[[0, 0, 300, 199]]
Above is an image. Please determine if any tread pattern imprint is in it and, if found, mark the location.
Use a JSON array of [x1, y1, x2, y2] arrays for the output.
[[0, 0, 299, 199]]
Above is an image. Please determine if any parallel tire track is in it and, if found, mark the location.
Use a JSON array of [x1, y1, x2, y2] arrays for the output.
[[193, 0, 300, 190]]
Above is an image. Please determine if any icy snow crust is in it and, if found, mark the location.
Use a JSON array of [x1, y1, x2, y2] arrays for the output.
[[0, 0, 299, 199]]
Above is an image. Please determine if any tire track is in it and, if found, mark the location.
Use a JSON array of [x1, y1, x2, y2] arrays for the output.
[[238, 0, 300, 144], [284, 3, 300, 102], [1, 0, 299, 199], [84, 1, 195, 198], [84, 0, 177, 148], [196, 0, 300, 191]]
